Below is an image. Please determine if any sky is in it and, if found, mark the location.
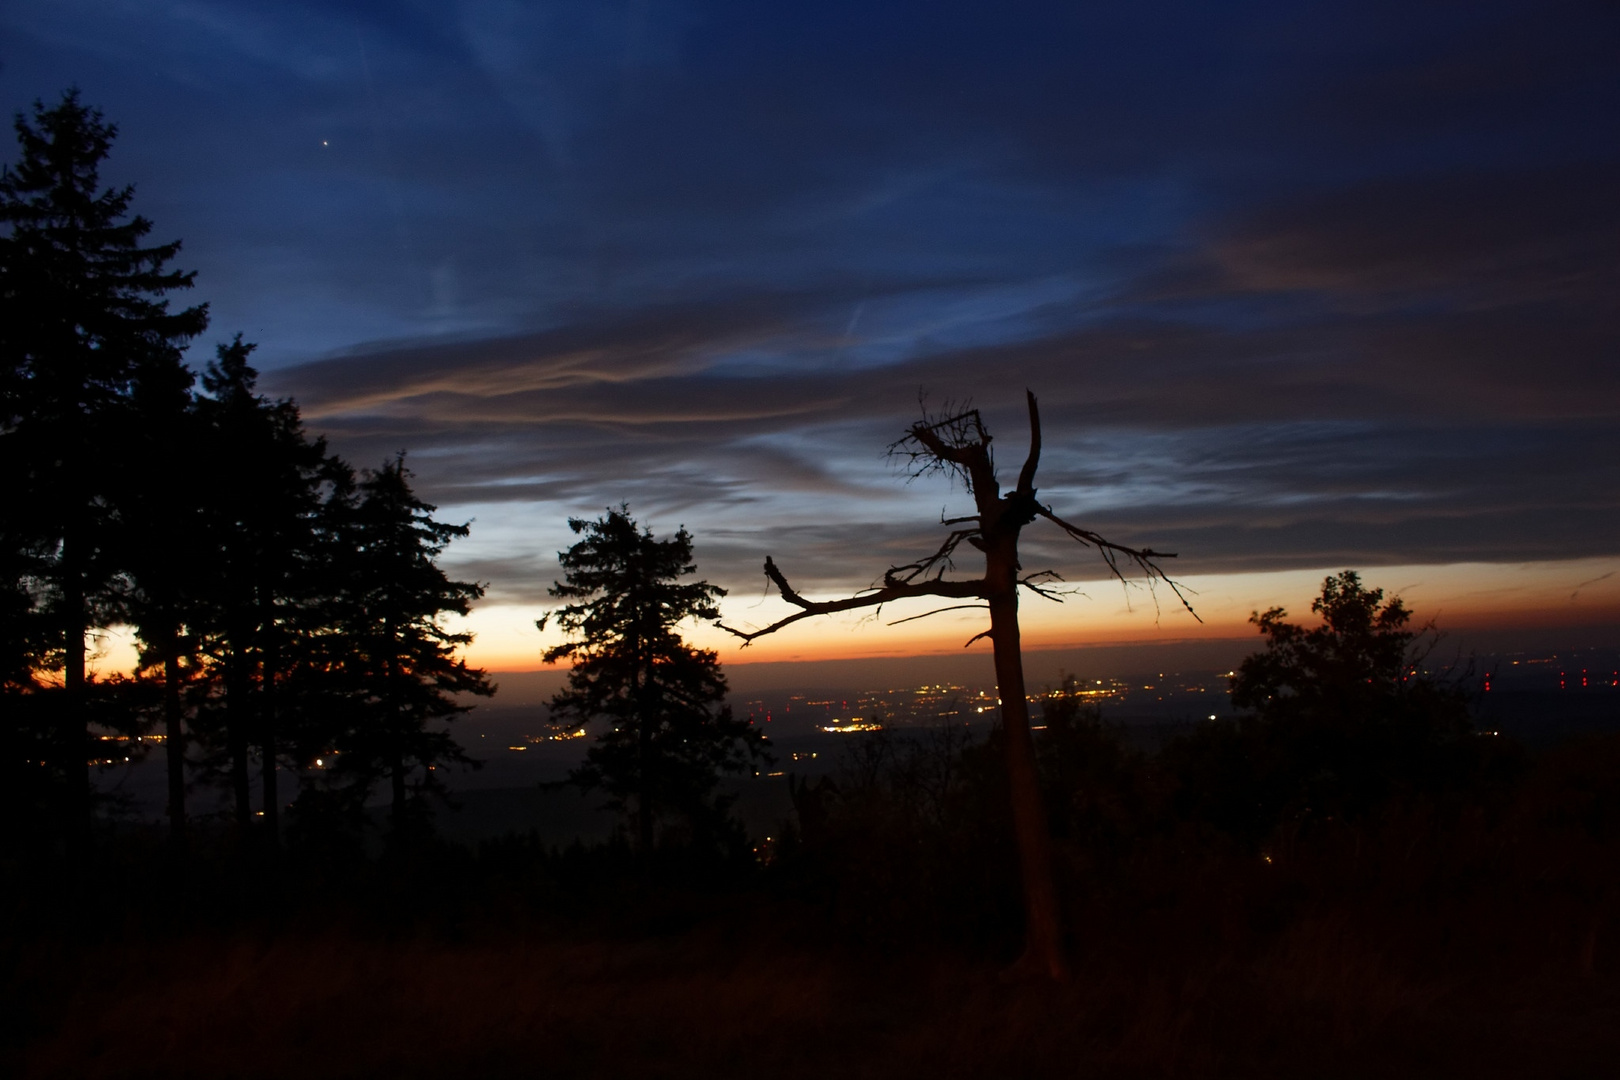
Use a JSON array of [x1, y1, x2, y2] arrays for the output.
[[4, 0, 1618, 673]]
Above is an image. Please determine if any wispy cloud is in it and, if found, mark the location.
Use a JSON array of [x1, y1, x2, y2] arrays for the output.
[[5, 0, 1614, 614]]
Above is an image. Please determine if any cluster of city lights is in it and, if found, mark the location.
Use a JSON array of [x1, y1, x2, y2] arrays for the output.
[[819, 720, 884, 734]]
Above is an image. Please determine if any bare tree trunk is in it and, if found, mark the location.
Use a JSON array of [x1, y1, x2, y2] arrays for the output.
[[386, 649, 409, 842], [985, 542, 1068, 981], [391, 756, 407, 832], [62, 559, 89, 856], [636, 792, 653, 853], [978, 395, 1067, 981], [59, 419, 91, 858], [635, 624, 655, 854], [260, 711, 278, 847], [637, 697, 654, 855], [226, 644, 253, 833], [162, 625, 188, 857], [718, 391, 1194, 981], [259, 613, 279, 850]]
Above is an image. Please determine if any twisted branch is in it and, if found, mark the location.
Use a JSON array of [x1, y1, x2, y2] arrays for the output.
[[718, 390, 1198, 647], [1018, 570, 1069, 602], [1015, 389, 1041, 495], [888, 603, 990, 627], [884, 527, 980, 587], [1035, 506, 1201, 621], [890, 401, 994, 489], [717, 556, 986, 644]]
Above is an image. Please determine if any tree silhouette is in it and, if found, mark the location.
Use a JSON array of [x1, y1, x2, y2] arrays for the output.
[[314, 455, 492, 838], [541, 508, 768, 853], [1193, 570, 1474, 833], [0, 90, 208, 848], [191, 335, 329, 845], [718, 393, 1194, 979], [1, 93, 499, 863], [1231, 570, 1423, 714], [0, 495, 55, 843], [117, 330, 207, 855]]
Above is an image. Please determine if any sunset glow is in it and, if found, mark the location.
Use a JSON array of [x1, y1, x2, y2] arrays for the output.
[[485, 556, 1620, 673], [10, 0, 1614, 686]]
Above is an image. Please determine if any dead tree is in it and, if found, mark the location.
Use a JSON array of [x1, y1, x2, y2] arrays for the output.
[[718, 391, 1195, 980]]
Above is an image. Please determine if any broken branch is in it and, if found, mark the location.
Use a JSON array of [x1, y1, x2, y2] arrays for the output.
[[1018, 570, 1068, 602], [1015, 390, 1041, 495], [887, 603, 990, 627], [884, 528, 981, 587], [1035, 506, 1201, 622], [718, 557, 987, 644]]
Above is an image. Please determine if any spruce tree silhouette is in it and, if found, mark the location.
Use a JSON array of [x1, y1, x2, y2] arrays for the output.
[[718, 393, 1195, 980], [0, 501, 54, 843], [0, 90, 208, 850], [321, 455, 492, 840], [0, 93, 496, 863], [119, 329, 208, 855], [541, 508, 768, 854], [192, 335, 329, 845]]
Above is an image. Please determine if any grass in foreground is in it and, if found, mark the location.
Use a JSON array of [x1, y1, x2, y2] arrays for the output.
[[8, 878, 1617, 1080]]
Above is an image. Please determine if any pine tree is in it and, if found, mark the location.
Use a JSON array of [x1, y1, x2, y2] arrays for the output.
[[0, 90, 208, 847], [540, 508, 768, 853], [314, 456, 492, 838], [191, 335, 327, 846], [0, 485, 54, 841], [118, 334, 206, 855]]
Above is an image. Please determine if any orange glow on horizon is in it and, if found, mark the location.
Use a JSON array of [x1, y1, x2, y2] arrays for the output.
[[482, 556, 1620, 673], [77, 556, 1619, 680]]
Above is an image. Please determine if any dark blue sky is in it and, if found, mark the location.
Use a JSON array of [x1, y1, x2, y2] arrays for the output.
[[5, 1, 1617, 659]]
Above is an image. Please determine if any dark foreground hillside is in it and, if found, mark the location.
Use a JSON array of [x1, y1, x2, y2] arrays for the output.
[[7, 731, 1619, 1080], [7, 878, 1617, 1080], [8, 915, 1618, 1080]]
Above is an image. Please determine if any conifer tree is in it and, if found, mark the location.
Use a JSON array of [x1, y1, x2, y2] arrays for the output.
[[0, 491, 54, 839], [192, 335, 327, 845], [118, 335, 206, 854], [541, 508, 767, 853], [316, 456, 492, 837], [0, 90, 207, 846]]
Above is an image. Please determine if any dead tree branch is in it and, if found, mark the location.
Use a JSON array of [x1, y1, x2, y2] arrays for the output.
[[1035, 506, 1201, 621], [1018, 570, 1069, 602], [884, 528, 981, 586], [887, 603, 990, 626], [889, 400, 994, 489], [714, 389, 1197, 983], [717, 556, 985, 644], [1016, 390, 1041, 495]]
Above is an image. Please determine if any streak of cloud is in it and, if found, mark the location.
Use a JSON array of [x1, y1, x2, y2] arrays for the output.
[[3, 0, 1614, 628], [1571, 571, 1616, 603]]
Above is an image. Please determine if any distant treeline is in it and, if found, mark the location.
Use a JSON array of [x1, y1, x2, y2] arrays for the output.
[[1, 93, 491, 859], [779, 570, 1537, 937]]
